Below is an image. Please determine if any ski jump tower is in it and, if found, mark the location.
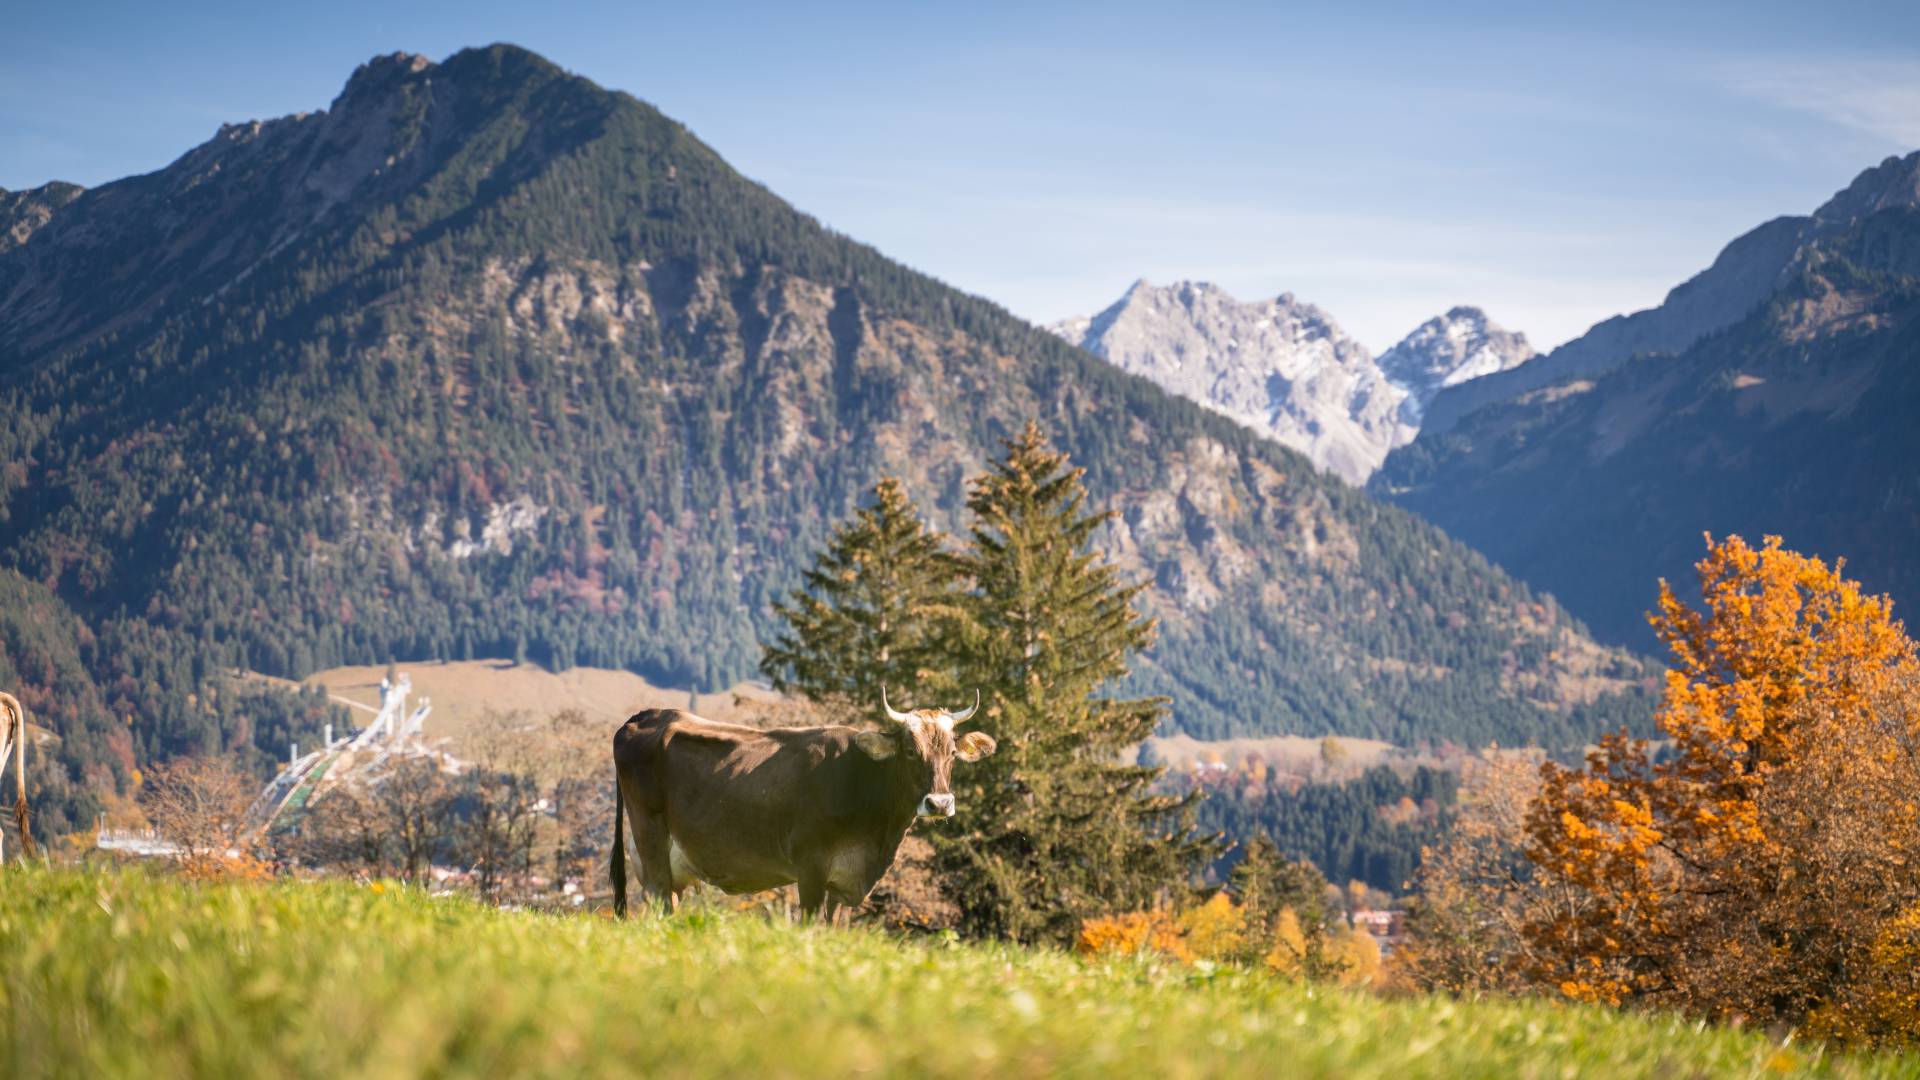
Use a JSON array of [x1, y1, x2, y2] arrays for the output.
[[349, 672, 432, 750], [248, 670, 436, 834]]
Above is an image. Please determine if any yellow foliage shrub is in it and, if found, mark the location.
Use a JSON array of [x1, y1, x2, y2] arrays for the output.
[[1807, 904, 1920, 1046], [179, 851, 277, 883], [1075, 909, 1191, 963], [1263, 906, 1381, 987], [1264, 907, 1310, 977], [1327, 924, 1382, 988], [1177, 892, 1248, 961], [1083, 893, 1385, 989]]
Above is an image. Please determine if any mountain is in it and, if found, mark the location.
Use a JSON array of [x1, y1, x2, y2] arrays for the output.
[[0, 182, 83, 255], [1415, 152, 1920, 436], [1048, 281, 1399, 484], [0, 46, 1649, 835], [1377, 306, 1536, 426], [1049, 283, 1532, 483], [1373, 151, 1920, 646]]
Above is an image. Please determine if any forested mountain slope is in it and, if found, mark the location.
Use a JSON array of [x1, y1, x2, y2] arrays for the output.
[[0, 46, 1648, 834], [1375, 158, 1920, 646]]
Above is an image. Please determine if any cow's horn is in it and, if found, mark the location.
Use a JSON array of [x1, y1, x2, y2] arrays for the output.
[[948, 690, 980, 724], [881, 687, 915, 725]]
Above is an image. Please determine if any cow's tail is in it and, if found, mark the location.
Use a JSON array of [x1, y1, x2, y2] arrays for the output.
[[610, 776, 627, 918]]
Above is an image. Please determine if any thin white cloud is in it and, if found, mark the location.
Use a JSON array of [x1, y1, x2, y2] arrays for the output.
[[1716, 55, 1920, 147]]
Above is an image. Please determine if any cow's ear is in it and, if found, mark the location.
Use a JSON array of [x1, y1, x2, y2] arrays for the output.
[[955, 731, 997, 762], [853, 730, 898, 760]]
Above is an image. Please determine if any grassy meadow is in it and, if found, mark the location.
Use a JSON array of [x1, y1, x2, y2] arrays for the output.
[[1, 867, 1914, 1078]]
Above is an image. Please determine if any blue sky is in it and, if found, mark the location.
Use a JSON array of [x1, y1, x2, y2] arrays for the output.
[[5, 1, 1919, 351]]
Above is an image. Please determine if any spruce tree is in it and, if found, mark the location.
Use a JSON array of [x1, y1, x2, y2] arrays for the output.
[[1229, 832, 1340, 973], [1229, 832, 1288, 932], [760, 478, 966, 707], [937, 422, 1218, 942]]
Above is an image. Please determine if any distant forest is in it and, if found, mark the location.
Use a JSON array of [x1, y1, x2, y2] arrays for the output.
[[1195, 766, 1459, 896]]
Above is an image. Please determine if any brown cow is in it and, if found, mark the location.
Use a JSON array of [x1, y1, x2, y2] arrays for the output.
[[609, 690, 995, 920], [0, 692, 31, 865]]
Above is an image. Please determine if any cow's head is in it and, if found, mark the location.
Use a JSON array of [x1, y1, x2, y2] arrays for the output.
[[855, 688, 997, 818]]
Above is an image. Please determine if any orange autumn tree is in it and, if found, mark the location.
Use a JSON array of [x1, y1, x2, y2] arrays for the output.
[[1076, 909, 1191, 963], [1523, 534, 1919, 1027]]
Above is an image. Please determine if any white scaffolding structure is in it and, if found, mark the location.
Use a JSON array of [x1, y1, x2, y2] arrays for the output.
[[348, 673, 432, 749], [244, 670, 437, 834]]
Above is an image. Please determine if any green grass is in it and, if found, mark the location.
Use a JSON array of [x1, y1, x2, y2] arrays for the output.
[[0, 867, 1913, 1078]]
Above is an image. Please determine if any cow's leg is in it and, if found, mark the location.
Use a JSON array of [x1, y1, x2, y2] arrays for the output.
[[618, 773, 675, 915], [797, 869, 827, 924], [633, 812, 677, 914]]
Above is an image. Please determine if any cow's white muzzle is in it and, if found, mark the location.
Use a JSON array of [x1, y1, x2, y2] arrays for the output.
[[919, 793, 956, 818]]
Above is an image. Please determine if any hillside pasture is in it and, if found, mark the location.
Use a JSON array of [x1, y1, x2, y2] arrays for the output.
[[2, 867, 1910, 1078], [1146, 733, 1398, 774]]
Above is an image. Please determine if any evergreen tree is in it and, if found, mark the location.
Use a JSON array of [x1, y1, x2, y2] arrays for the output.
[[760, 478, 966, 707], [937, 423, 1220, 943], [1229, 832, 1289, 933], [1229, 831, 1342, 975]]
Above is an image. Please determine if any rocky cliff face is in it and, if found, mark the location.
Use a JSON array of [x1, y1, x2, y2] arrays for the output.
[[1052, 283, 1531, 484], [0, 181, 84, 255], [1051, 281, 1399, 484]]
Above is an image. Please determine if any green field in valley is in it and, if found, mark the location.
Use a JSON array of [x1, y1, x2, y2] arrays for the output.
[[0, 867, 1913, 1078]]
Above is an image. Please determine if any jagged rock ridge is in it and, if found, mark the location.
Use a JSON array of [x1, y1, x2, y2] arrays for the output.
[[1051, 283, 1531, 483], [1377, 306, 1536, 425]]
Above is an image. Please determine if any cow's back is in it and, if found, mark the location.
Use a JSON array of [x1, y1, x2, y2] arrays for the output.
[[614, 709, 786, 810]]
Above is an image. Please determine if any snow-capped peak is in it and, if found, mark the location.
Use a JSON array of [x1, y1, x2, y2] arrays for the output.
[[1049, 281, 1390, 484], [1050, 285, 1535, 484], [1376, 307, 1535, 424]]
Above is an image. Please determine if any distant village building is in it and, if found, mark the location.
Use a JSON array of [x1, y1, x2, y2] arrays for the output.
[[1190, 760, 1231, 783], [1350, 909, 1405, 955]]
